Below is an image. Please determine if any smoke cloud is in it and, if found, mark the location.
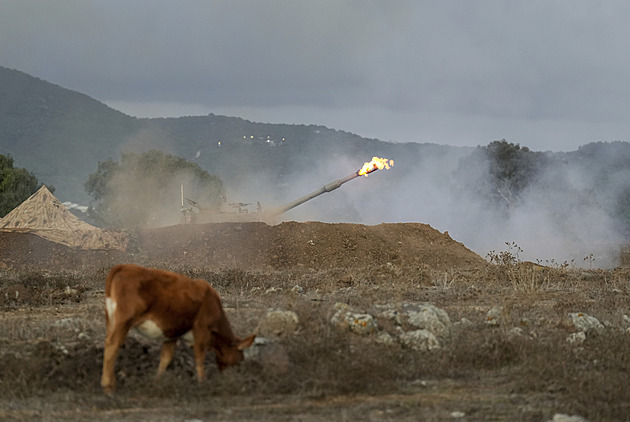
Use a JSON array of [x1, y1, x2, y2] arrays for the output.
[[238, 142, 628, 269]]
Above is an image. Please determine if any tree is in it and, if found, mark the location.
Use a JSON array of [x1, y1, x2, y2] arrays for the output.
[[85, 150, 224, 228], [0, 154, 47, 217], [453, 140, 545, 213]]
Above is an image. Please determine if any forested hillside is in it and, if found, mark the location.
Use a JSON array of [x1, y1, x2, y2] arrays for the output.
[[0, 67, 141, 202]]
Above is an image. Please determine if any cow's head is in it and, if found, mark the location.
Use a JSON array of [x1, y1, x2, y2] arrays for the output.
[[214, 334, 256, 371]]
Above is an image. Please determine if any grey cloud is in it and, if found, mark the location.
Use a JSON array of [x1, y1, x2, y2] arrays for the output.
[[1, 0, 629, 149]]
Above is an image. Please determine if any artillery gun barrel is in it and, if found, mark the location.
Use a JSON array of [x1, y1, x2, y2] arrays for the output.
[[272, 171, 361, 216]]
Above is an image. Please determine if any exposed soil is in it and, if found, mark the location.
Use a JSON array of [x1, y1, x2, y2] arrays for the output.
[[0, 221, 484, 272], [1, 222, 630, 421]]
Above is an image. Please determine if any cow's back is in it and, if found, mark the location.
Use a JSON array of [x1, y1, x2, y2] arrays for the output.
[[105, 264, 209, 337]]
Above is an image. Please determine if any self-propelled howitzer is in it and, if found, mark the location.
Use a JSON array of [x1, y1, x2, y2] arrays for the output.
[[181, 157, 393, 224], [268, 171, 362, 217]]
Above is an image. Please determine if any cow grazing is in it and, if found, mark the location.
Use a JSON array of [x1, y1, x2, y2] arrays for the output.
[[100, 264, 255, 394]]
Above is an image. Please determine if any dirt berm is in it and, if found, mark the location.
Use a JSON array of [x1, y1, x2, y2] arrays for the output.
[[0, 221, 485, 272]]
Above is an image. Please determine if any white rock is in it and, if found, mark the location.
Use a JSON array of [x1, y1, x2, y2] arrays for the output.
[[375, 331, 396, 346], [399, 329, 440, 351], [257, 309, 299, 337], [346, 313, 378, 335], [331, 303, 378, 335], [566, 331, 586, 345], [378, 308, 402, 326], [569, 312, 604, 334], [485, 306, 503, 326], [403, 303, 451, 338]]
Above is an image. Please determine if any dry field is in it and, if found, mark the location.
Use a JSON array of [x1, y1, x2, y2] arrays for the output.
[[1, 222, 629, 421]]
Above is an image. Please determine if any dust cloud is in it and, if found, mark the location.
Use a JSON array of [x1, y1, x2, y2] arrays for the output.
[[95, 131, 224, 228], [248, 142, 628, 268], [104, 168, 219, 228]]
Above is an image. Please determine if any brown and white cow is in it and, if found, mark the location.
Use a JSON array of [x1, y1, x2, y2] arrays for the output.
[[100, 264, 255, 394]]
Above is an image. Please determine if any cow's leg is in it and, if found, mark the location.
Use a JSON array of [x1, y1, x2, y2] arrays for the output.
[[157, 340, 177, 378], [193, 341, 208, 383], [101, 322, 130, 394]]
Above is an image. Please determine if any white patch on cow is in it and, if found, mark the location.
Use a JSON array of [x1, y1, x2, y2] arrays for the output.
[[105, 297, 117, 325], [182, 330, 194, 345], [135, 319, 166, 340]]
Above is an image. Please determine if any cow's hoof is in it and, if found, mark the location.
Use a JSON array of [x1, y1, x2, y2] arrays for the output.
[[102, 384, 116, 395]]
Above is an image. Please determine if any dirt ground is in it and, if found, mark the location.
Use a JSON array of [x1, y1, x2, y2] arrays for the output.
[[1, 222, 630, 421], [0, 221, 484, 272]]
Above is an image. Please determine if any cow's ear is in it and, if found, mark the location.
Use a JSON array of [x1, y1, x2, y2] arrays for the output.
[[237, 334, 256, 350]]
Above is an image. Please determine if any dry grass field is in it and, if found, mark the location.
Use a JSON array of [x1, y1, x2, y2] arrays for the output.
[[1, 222, 629, 421]]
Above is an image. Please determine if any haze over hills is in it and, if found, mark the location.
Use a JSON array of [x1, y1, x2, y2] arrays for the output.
[[1, 66, 629, 267], [0, 66, 463, 207]]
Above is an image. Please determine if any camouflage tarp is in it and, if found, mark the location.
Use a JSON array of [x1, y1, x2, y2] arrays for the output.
[[0, 186, 128, 251]]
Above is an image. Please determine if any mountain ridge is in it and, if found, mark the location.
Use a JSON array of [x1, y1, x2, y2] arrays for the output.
[[0, 66, 468, 205]]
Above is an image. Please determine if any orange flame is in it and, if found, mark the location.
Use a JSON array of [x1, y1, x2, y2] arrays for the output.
[[358, 157, 394, 176]]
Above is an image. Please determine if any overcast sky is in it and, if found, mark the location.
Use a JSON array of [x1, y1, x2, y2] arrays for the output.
[[2, 0, 629, 151]]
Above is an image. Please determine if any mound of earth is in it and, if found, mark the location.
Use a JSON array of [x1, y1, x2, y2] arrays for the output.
[[136, 221, 484, 271], [0, 221, 485, 271], [0, 232, 127, 271]]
